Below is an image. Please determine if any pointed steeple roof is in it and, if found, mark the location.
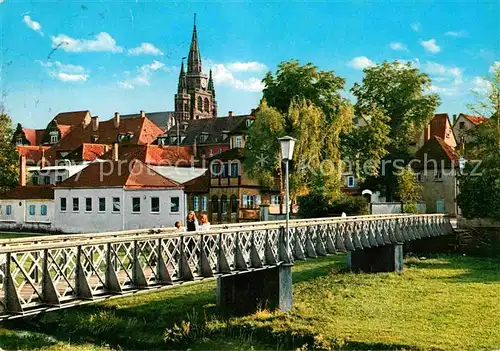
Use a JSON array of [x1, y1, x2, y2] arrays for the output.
[[187, 13, 202, 74], [178, 58, 187, 92], [208, 69, 215, 97]]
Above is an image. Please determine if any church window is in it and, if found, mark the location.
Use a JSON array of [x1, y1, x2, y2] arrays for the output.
[[204, 98, 210, 112], [198, 97, 203, 112]]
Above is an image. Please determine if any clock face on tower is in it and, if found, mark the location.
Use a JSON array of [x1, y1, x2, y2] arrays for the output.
[[201, 80, 207, 89]]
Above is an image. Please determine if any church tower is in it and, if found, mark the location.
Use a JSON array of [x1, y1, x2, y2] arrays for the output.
[[175, 14, 217, 121]]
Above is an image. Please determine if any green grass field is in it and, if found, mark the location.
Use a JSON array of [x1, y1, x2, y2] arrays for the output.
[[1, 254, 499, 350], [0, 233, 39, 239]]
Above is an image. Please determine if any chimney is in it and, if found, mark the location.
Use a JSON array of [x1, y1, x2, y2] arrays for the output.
[[40, 147, 46, 169], [424, 125, 431, 142], [91, 116, 99, 132], [19, 155, 27, 187], [140, 110, 146, 118], [452, 114, 457, 124], [112, 142, 119, 161], [228, 111, 233, 117], [114, 112, 120, 128]]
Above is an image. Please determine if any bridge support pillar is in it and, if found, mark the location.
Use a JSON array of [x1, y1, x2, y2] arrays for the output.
[[216, 264, 293, 315], [347, 244, 403, 273]]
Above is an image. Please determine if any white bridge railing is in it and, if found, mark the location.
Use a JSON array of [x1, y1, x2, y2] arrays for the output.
[[0, 214, 453, 319]]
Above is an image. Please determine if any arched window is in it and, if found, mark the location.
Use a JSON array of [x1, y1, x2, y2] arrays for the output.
[[204, 98, 210, 112], [198, 96, 203, 111], [221, 195, 228, 214], [211, 196, 219, 215], [230, 195, 238, 213]]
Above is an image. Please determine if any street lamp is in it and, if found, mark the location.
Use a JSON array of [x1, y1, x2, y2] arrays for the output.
[[278, 136, 296, 258]]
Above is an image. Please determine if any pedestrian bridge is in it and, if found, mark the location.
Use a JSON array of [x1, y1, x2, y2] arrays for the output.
[[0, 214, 453, 320]]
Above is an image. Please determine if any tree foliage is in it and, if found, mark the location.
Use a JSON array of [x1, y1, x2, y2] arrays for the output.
[[397, 166, 422, 203], [351, 61, 440, 199], [0, 114, 19, 191]]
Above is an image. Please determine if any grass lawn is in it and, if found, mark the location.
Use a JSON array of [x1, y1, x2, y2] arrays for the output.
[[0, 233, 39, 239], [1, 254, 499, 350]]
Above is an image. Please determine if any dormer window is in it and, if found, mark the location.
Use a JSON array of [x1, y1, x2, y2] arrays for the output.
[[91, 135, 99, 143], [158, 137, 166, 146], [221, 131, 229, 140], [117, 134, 125, 142], [49, 131, 59, 144], [235, 136, 242, 148], [126, 132, 134, 141], [170, 136, 178, 144], [182, 122, 189, 131], [199, 132, 209, 143], [246, 119, 254, 128], [181, 136, 186, 143], [16, 137, 24, 145]]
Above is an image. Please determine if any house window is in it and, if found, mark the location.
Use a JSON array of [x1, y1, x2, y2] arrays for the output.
[[99, 198, 106, 212], [43, 176, 51, 185], [132, 197, 141, 213], [235, 136, 242, 148], [230, 163, 239, 177], [50, 135, 58, 144], [112, 197, 121, 212], [221, 195, 228, 214], [117, 134, 125, 142], [434, 169, 443, 181], [198, 96, 203, 112], [16, 138, 23, 145], [211, 196, 219, 214], [32, 175, 39, 185], [193, 195, 199, 212], [246, 119, 253, 128], [218, 148, 222, 154], [6, 205, 12, 216], [91, 135, 99, 143], [200, 133, 209, 143], [222, 163, 228, 177], [158, 137, 166, 146], [29, 205, 36, 216], [243, 194, 256, 209], [181, 136, 186, 143], [209, 149, 214, 158], [201, 196, 207, 211], [170, 197, 180, 213], [170, 136, 178, 144], [459, 121, 465, 130], [85, 198, 92, 212], [416, 172, 423, 183], [60, 198, 67, 212], [347, 176, 355, 188], [151, 197, 160, 213], [41, 205, 47, 216], [211, 162, 221, 177], [271, 195, 281, 205], [230, 195, 238, 213], [73, 198, 79, 212], [56, 176, 63, 184]]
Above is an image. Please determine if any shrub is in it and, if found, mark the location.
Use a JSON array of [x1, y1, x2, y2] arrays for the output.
[[299, 194, 369, 218]]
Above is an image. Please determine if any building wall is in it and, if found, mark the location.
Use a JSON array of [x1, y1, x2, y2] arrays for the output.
[[0, 199, 54, 232], [417, 169, 457, 216], [453, 115, 477, 145], [54, 187, 186, 233]]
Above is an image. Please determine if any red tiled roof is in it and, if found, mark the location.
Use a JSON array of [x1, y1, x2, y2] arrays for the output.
[[64, 144, 111, 162], [99, 144, 193, 166], [0, 186, 54, 200], [415, 136, 459, 169], [58, 159, 181, 189], [22, 128, 45, 145], [54, 116, 164, 152], [58, 124, 74, 138], [462, 114, 488, 126], [435, 136, 459, 166], [16, 146, 56, 166], [53, 110, 90, 126]]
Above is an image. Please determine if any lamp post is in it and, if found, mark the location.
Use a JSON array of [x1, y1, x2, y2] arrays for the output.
[[278, 136, 296, 257]]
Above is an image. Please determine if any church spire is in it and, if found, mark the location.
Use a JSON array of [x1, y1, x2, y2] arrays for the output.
[[187, 13, 202, 74], [177, 58, 187, 92], [208, 69, 215, 97]]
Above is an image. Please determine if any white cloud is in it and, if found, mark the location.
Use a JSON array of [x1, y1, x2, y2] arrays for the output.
[[423, 61, 466, 96], [347, 56, 375, 70], [51, 32, 123, 53], [226, 61, 268, 72], [118, 60, 167, 89], [54, 72, 88, 82], [127, 42, 164, 56], [420, 39, 441, 54], [472, 76, 492, 94], [489, 61, 500, 73], [37, 60, 89, 83], [23, 15, 43, 36], [211, 63, 264, 92], [390, 42, 408, 51], [445, 30, 467, 37], [411, 22, 421, 32], [424, 62, 461, 78]]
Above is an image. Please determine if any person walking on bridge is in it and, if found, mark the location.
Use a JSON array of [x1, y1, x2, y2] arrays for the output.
[[186, 211, 198, 232]]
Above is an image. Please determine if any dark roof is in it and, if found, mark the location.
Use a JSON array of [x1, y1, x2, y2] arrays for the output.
[[58, 159, 181, 189], [121, 111, 176, 130], [53, 110, 90, 126], [414, 136, 459, 169], [0, 186, 54, 200], [183, 171, 210, 193], [163, 115, 253, 146]]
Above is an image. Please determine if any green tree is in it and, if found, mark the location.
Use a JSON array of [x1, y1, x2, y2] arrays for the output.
[[0, 113, 19, 191], [351, 61, 440, 199]]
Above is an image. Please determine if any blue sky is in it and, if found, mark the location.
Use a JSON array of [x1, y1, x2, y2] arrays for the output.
[[1, 0, 498, 128]]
